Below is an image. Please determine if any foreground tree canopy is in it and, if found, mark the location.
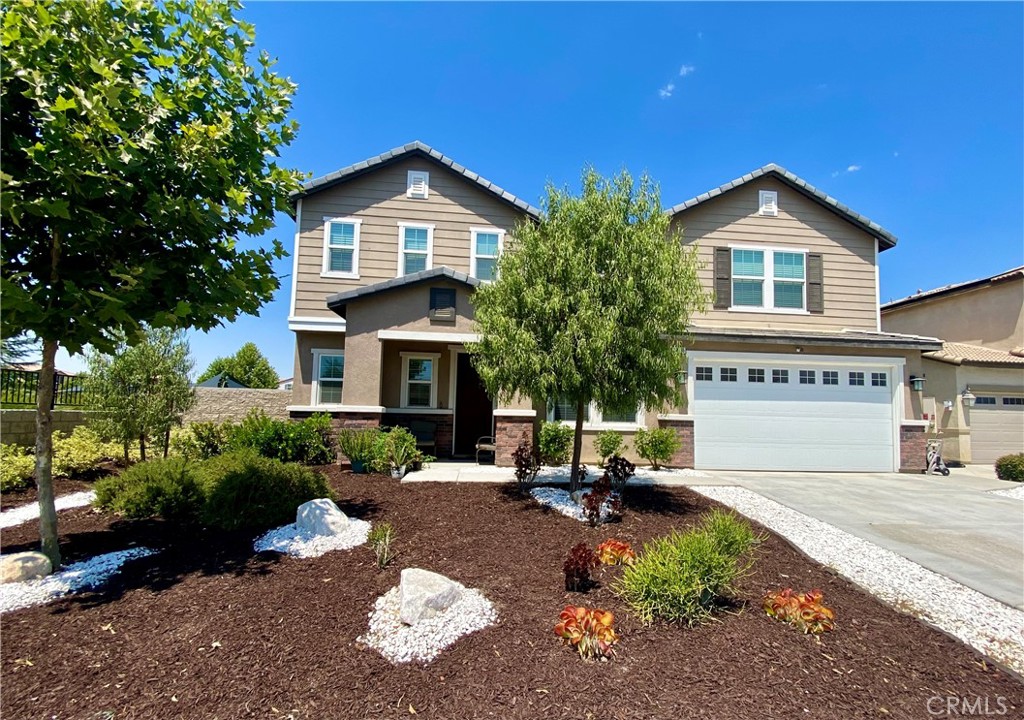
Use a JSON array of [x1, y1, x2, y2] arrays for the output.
[[197, 341, 280, 389], [0, 0, 303, 566], [468, 168, 709, 491]]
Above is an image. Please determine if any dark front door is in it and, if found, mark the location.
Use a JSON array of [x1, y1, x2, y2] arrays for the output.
[[454, 353, 493, 456]]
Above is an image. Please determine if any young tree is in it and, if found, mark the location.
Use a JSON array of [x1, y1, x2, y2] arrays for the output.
[[197, 341, 279, 389], [85, 329, 196, 462], [1, 1, 302, 567], [468, 168, 709, 492]]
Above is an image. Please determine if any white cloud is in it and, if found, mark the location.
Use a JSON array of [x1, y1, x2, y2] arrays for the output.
[[679, 65, 696, 77], [658, 83, 675, 99], [847, 164, 861, 173]]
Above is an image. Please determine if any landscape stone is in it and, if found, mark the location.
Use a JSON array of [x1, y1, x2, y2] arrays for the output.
[[0, 551, 52, 584], [296, 498, 349, 536], [399, 568, 464, 625]]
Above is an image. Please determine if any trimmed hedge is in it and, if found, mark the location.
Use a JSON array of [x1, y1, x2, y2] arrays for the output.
[[94, 457, 203, 520], [995, 453, 1024, 482]]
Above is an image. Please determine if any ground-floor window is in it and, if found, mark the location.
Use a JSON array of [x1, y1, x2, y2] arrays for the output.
[[312, 350, 344, 405], [401, 352, 440, 408], [548, 396, 642, 428]]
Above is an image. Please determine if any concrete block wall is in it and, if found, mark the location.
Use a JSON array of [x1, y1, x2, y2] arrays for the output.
[[1, 409, 95, 447], [183, 387, 291, 425]]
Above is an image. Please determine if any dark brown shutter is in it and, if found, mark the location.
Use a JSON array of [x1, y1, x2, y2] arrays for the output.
[[713, 247, 731, 309], [807, 253, 824, 314]]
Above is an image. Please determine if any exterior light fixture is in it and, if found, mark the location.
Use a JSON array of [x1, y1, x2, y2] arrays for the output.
[[677, 369, 688, 384], [909, 375, 926, 392], [961, 386, 977, 408]]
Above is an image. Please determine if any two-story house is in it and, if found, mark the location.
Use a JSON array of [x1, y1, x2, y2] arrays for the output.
[[286, 142, 941, 472]]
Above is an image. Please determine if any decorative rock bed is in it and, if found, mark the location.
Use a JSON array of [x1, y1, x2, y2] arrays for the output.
[[989, 485, 1024, 500], [0, 548, 156, 614], [253, 498, 371, 558], [529, 486, 619, 523], [0, 490, 96, 529]]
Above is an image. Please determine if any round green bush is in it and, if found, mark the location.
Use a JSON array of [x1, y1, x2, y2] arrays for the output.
[[633, 427, 681, 470], [94, 457, 203, 520], [995, 453, 1024, 482], [538, 421, 574, 465], [594, 430, 625, 463]]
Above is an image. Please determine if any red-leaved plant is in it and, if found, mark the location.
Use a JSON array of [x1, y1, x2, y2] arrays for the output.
[[763, 588, 835, 634], [596, 539, 636, 566], [563, 542, 599, 591], [554, 605, 619, 660]]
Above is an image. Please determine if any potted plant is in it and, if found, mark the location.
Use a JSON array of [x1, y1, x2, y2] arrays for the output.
[[337, 428, 381, 473], [369, 427, 418, 479], [410, 450, 436, 472]]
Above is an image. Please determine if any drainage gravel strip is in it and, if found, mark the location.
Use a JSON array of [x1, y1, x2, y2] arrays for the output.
[[0, 490, 97, 529], [691, 485, 1024, 676]]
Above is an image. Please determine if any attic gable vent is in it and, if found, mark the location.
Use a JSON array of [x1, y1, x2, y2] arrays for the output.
[[407, 170, 429, 199], [759, 190, 778, 217]]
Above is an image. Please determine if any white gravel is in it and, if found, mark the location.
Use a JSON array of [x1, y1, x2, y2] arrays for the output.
[[0, 490, 96, 529], [692, 485, 1024, 675], [0, 547, 156, 614], [253, 519, 372, 558], [989, 484, 1024, 500], [529, 486, 621, 523], [359, 585, 498, 664], [530, 465, 708, 485]]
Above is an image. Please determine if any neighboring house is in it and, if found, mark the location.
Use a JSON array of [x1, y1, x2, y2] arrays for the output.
[[196, 373, 248, 389], [278, 377, 294, 391], [286, 142, 940, 471], [881, 267, 1024, 464]]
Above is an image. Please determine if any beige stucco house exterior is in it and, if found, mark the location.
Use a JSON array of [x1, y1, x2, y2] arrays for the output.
[[881, 267, 1024, 464], [286, 142, 940, 471]]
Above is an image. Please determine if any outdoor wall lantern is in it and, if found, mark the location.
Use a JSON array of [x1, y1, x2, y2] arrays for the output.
[[676, 369, 688, 384], [961, 386, 977, 408], [909, 375, 926, 392]]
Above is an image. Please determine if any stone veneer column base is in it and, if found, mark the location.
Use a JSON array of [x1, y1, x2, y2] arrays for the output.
[[899, 423, 928, 473], [657, 416, 694, 469], [494, 412, 536, 466], [382, 413, 454, 458]]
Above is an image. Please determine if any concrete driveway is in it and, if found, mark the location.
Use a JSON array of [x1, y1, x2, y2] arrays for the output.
[[703, 469, 1024, 610]]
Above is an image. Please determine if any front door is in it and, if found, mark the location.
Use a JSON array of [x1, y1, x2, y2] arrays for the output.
[[454, 353, 493, 456]]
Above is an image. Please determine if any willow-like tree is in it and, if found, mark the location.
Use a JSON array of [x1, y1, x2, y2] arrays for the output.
[[0, 0, 303, 567], [468, 168, 709, 492], [197, 342, 279, 389]]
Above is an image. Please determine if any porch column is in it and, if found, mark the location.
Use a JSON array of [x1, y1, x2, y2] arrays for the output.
[[899, 421, 929, 473], [657, 414, 695, 468], [494, 409, 537, 466]]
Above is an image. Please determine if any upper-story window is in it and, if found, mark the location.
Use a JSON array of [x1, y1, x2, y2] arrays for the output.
[[397, 222, 434, 276], [407, 170, 429, 199], [322, 217, 361, 279], [470, 227, 503, 281], [731, 247, 807, 312]]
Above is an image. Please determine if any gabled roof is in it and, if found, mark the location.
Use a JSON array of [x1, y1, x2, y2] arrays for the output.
[[667, 163, 898, 250], [881, 266, 1024, 312], [326, 266, 479, 315], [290, 141, 541, 219], [924, 341, 1024, 367]]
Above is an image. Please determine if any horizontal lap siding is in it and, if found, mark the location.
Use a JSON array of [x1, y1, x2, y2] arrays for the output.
[[293, 157, 527, 318], [673, 178, 879, 331]]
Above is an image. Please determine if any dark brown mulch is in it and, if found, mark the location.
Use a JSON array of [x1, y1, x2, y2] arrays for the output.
[[1, 468, 1020, 720]]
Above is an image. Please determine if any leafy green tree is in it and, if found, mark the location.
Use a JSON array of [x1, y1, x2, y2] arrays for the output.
[[1, 0, 302, 567], [468, 168, 709, 492], [85, 328, 197, 462], [197, 342, 279, 389]]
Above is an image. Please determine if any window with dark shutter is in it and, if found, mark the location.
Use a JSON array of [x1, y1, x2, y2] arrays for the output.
[[807, 253, 824, 314], [429, 288, 456, 322], [713, 246, 731, 309]]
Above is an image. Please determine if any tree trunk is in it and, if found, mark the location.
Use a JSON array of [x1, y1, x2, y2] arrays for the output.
[[569, 397, 586, 493], [163, 427, 171, 458], [139, 433, 147, 462], [123, 439, 130, 466], [34, 338, 62, 569]]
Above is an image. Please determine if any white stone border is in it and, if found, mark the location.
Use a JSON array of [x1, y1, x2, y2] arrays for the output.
[[0, 491, 96, 529]]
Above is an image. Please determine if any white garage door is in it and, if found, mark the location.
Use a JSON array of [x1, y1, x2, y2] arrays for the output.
[[692, 354, 897, 472], [969, 394, 1024, 464]]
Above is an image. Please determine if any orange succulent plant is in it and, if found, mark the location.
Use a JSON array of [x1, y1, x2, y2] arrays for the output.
[[763, 588, 835, 634], [554, 605, 619, 659], [596, 539, 636, 566]]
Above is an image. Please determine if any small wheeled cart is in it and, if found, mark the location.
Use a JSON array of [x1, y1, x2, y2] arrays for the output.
[[926, 438, 950, 476]]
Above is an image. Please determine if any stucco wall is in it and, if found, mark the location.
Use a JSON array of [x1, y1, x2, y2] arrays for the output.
[[183, 387, 291, 424], [1, 409, 95, 447]]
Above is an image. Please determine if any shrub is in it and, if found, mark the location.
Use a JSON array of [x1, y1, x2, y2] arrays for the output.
[[538, 421, 573, 465], [513, 436, 540, 490], [0, 444, 35, 492], [94, 457, 203, 520], [763, 588, 835, 634], [582, 473, 620, 526], [596, 539, 636, 566], [52, 426, 121, 477], [198, 450, 331, 530], [337, 427, 382, 469], [699, 508, 761, 560], [172, 421, 229, 460], [605, 454, 636, 493], [633, 427, 680, 470], [564, 542, 599, 592], [995, 453, 1024, 482], [554, 606, 618, 660], [368, 521, 397, 569], [226, 410, 336, 465], [615, 511, 758, 626], [594, 430, 624, 464], [369, 426, 418, 472]]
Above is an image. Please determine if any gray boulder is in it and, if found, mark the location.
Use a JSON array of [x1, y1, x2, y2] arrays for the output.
[[296, 498, 349, 536], [399, 568, 464, 625], [0, 551, 52, 584]]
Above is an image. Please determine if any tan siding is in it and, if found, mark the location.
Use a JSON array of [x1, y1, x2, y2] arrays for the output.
[[673, 178, 880, 331], [292, 157, 527, 318]]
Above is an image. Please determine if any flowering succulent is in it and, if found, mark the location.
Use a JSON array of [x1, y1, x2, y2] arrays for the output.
[[564, 542, 599, 591], [763, 588, 835, 634], [554, 605, 619, 659], [596, 539, 636, 566]]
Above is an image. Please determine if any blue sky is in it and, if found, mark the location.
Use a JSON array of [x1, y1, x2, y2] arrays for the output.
[[55, 2, 1024, 378]]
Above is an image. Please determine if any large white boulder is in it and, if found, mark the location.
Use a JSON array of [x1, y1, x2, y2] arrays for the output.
[[295, 498, 349, 537], [399, 568, 465, 625], [0, 551, 52, 584]]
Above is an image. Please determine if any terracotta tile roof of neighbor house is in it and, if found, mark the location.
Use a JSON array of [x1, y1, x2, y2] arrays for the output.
[[881, 266, 1024, 310], [924, 341, 1024, 367]]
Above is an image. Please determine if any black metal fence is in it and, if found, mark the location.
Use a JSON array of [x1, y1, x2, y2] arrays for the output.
[[0, 368, 93, 408]]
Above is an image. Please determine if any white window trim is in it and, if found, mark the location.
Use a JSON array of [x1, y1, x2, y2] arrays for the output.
[[407, 170, 430, 199], [759, 190, 778, 217], [728, 242, 810, 315], [470, 226, 505, 282], [396, 222, 435, 277], [320, 216, 361, 279], [400, 351, 440, 409], [311, 347, 345, 407], [547, 400, 645, 431]]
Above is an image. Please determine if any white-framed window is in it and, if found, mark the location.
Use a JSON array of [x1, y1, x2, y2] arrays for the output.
[[975, 396, 997, 405], [849, 371, 865, 386], [823, 370, 839, 386], [397, 222, 434, 276], [720, 367, 738, 382], [748, 368, 765, 383], [1002, 397, 1024, 406], [696, 366, 713, 381], [759, 190, 778, 217], [400, 352, 439, 408], [799, 370, 816, 385], [470, 227, 504, 282], [772, 369, 789, 384], [407, 170, 429, 199], [730, 246, 807, 312], [871, 371, 887, 387], [311, 349, 344, 405], [547, 396, 643, 429], [321, 216, 361, 279]]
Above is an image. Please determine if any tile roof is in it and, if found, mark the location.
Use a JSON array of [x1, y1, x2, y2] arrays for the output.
[[689, 326, 942, 350], [924, 341, 1024, 367], [666, 163, 898, 250], [881, 266, 1024, 311], [326, 266, 479, 312], [291, 141, 541, 218]]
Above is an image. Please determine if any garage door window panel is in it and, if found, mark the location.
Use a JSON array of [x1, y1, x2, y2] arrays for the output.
[[721, 368, 738, 382], [748, 368, 765, 383], [1003, 397, 1024, 406], [772, 369, 789, 384], [823, 371, 839, 386], [696, 366, 713, 382], [849, 371, 865, 386], [799, 370, 816, 385], [871, 372, 887, 387]]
